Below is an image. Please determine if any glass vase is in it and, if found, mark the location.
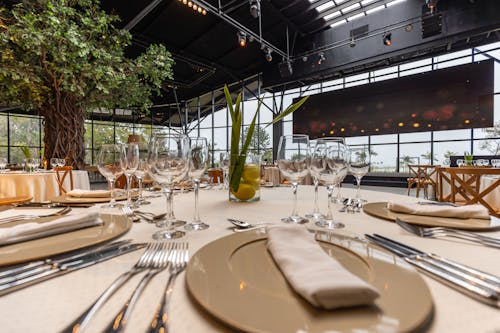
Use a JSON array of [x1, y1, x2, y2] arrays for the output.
[[229, 153, 261, 202]]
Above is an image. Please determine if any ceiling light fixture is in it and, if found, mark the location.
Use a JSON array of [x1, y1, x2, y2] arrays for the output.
[[383, 33, 392, 46], [237, 31, 247, 47], [317, 52, 326, 65], [249, 0, 260, 18], [179, 0, 208, 15], [263, 47, 273, 62], [349, 36, 356, 47]]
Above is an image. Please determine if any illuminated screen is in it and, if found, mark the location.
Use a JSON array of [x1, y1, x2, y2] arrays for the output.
[[293, 60, 494, 138]]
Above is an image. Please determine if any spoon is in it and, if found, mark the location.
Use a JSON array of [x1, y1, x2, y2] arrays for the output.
[[134, 211, 167, 221], [227, 218, 253, 229]]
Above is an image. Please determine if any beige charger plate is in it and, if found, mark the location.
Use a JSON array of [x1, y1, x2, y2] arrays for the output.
[[51, 194, 129, 204], [186, 231, 434, 333], [0, 214, 131, 266], [363, 202, 500, 231]]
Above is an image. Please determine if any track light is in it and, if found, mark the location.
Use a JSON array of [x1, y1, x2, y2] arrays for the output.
[[179, 0, 208, 15], [426, 0, 438, 14], [237, 31, 247, 47], [263, 47, 272, 62], [349, 36, 356, 48], [383, 33, 392, 46], [249, 0, 260, 18], [317, 52, 326, 65]]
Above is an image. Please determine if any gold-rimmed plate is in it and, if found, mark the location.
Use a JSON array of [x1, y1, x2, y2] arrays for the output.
[[186, 230, 434, 333], [363, 202, 500, 231], [0, 214, 131, 266], [51, 194, 129, 204]]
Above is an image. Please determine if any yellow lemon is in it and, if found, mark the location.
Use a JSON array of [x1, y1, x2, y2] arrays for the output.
[[244, 178, 260, 190], [231, 183, 256, 201], [242, 164, 260, 181]]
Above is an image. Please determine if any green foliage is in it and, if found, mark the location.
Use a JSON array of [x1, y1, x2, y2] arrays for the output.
[[0, 0, 174, 112], [20, 145, 32, 158], [480, 121, 500, 155]]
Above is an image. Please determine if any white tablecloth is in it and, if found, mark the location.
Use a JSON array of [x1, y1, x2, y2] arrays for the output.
[[439, 173, 499, 211], [0, 186, 499, 332], [0, 170, 90, 201]]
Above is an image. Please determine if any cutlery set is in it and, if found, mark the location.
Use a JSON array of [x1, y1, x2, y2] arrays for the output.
[[0, 206, 72, 225]]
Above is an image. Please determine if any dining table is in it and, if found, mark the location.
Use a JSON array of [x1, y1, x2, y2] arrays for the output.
[[0, 170, 90, 202], [0, 185, 499, 333]]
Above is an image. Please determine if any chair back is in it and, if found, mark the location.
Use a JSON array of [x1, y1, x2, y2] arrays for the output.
[[54, 166, 74, 194], [207, 168, 223, 185]]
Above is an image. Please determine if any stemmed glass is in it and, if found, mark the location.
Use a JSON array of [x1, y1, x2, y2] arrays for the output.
[[0, 157, 7, 172], [277, 134, 310, 224], [348, 145, 370, 206], [148, 134, 190, 240], [133, 143, 151, 206], [306, 140, 325, 221], [97, 144, 124, 208], [314, 137, 348, 229], [219, 152, 230, 189], [120, 143, 139, 207], [185, 137, 209, 231]]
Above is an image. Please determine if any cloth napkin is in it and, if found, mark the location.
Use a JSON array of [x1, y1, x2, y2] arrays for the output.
[[0, 212, 103, 246], [266, 225, 379, 309], [387, 201, 490, 220], [66, 189, 111, 198]]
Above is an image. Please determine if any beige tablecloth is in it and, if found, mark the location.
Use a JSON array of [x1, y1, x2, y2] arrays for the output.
[[439, 173, 499, 211], [0, 186, 499, 332], [0, 170, 90, 201]]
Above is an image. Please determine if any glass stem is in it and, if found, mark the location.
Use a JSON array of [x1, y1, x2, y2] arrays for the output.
[[126, 174, 133, 206], [313, 177, 320, 214], [355, 177, 361, 200], [291, 182, 299, 217], [193, 179, 201, 223], [109, 177, 116, 207], [137, 177, 143, 203], [326, 185, 334, 220], [162, 188, 173, 229]]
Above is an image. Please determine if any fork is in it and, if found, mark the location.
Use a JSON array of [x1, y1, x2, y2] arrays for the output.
[[395, 218, 500, 249], [61, 243, 162, 333], [0, 206, 72, 225], [104, 242, 173, 333], [121, 206, 140, 223], [148, 242, 189, 333]]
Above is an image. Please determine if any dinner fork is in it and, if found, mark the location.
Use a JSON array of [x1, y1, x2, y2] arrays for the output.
[[104, 242, 173, 333], [395, 218, 500, 249], [148, 242, 189, 333], [0, 206, 72, 225], [61, 243, 162, 333]]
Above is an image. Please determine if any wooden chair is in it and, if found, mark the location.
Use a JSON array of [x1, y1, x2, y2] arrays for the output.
[[54, 166, 74, 194], [407, 165, 438, 199], [207, 168, 223, 185], [437, 166, 500, 216]]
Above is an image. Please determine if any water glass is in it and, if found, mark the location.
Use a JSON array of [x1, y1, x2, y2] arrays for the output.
[[348, 145, 370, 204], [97, 144, 124, 208], [0, 157, 7, 171], [185, 137, 209, 231], [120, 143, 139, 207], [219, 152, 230, 189]]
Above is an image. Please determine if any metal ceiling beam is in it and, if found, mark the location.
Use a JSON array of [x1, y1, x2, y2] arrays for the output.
[[264, 0, 306, 37], [123, 0, 165, 31]]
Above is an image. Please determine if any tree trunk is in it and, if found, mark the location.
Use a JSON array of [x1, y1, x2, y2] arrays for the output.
[[41, 94, 86, 170]]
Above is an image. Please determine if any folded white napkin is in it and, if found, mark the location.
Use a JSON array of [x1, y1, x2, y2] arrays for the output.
[[0, 212, 103, 246], [266, 225, 379, 309], [387, 201, 490, 220], [66, 189, 111, 198]]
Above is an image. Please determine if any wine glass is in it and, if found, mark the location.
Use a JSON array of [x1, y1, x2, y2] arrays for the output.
[[120, 143, 139, 208], [50, 158, 59, 169], [148, 134, 190, 240], [219, 152, 230, 189], [185, 137, 209, 231], [133, 143, 151, 206], [306, 140, 325, 221], [97, 144, 124, 208], [277, 134, 310, 224], [348, 145, 370, 206], [0, 157, 7, 172], [314, 138, 348, 229]]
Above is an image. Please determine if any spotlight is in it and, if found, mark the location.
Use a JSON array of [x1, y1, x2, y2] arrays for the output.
[[249, 0, 260, 18], [193, 4, 198, 10], [263, 47, 272, 62], [182, 0, 187, 3], [426, 0, 438, 14], [349, 36, 356, 48], [237, 31, 247, 47], [188, 1, 192, 7], [317, 52, 326, 65], [202, 9, 207, 15], [302, 56, 308, 62], [383, 33, 392, 46]]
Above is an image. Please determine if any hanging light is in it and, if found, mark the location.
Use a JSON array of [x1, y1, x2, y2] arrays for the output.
[[237, 31, 247, 47], [383, 33, 392, 46], [249, 0, 260, 18], [317, 52, 326, 65], [263, 47, 273, 62], [349, 36, 356, 47]]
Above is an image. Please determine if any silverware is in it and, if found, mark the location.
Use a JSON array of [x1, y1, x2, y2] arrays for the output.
[[227, 218, 268, 230], [134, 210, 167, 221], [0, 206, 72, 225], [0, 242, 145, 296], [149, 242, 189, 333], [0, 240, 131, 285], [104, 243, 173, 333], [120, 206, 141, 223], [365, 233, 500, 307], [60, 243, 162, 333], [395, 218, 500, 249], [417, 201, 457, 207]]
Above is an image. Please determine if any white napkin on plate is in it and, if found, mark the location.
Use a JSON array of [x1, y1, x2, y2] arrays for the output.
[[266, 225, 379, 309], [387, 201, 490, 220], [66, 189, 111, 198], [0, 212, 103, 246]]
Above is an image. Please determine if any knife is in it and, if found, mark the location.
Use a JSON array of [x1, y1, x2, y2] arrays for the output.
[[0, 242, 145, 296], [0, 240, 131, 280], [366, 234, 500, 307]]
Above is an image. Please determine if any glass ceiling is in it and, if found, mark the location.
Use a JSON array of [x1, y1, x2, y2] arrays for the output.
[[308, 0, 407, 29]]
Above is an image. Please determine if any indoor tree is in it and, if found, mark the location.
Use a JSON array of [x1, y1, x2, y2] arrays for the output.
[[0, 0, 174, 168]]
